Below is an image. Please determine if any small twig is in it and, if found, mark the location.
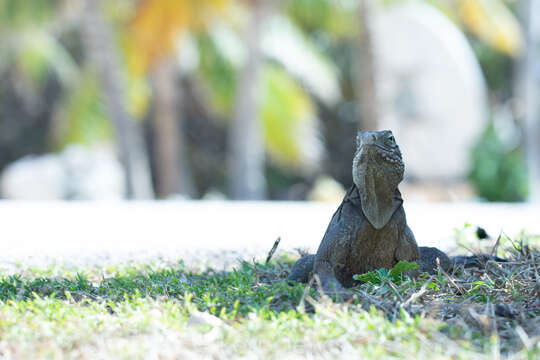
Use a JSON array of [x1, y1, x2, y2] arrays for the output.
[[506, 233, 523, 253], [437, 258, 466, 296], [265, 237, 281, 265], [490, 232, 503, 257], [402, 276, 433, 307], [532, 255, 540, 300], [468, 307, 489, 334], [385, 279, 403, 302], [515, 326, 533, 350], [298, 276, 316, 313], [488, 302, 500, 342], [312, 274, 325, 297]]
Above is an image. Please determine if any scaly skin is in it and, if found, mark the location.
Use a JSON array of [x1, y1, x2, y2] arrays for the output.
[[287, 131, 506, 293], [288, 130, 420, 293]]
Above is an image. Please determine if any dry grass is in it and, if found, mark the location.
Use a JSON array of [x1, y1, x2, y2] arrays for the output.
[[268, 231, 540, 356]]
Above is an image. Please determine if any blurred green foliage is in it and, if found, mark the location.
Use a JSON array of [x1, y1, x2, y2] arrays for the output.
[[469, 123, 528, 202], [286, 0, 357, 39], [196, 33, 237, 114], [466, 28, 522, 201], [56, 70, 112, 149], [464, 4, 526, 202], [0, 0, 77, 88], [0, 0, 61, 30], [0, 0, 533, 200], [260, 64, 317, 170], [196, 29, 321, 172], [16, 32, 78, 88], [470, 39, 514, 98]]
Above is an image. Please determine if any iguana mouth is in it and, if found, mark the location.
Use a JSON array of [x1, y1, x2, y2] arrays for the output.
[[359, 143, 403, 165]]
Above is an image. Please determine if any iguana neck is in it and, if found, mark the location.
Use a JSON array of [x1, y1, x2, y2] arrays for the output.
[[352, 144, 404, 229]]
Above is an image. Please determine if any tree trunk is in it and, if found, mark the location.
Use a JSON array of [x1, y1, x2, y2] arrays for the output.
[[356, 0, 378, 131], [228, 0, 266, 199], [522, 0, 540, 201], [151, 57, 195, 198], [81, 0, 154, 199]]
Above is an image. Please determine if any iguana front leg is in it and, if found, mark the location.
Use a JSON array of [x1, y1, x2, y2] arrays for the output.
[[287, 253, 346, 293], [394, 225, 420, 277], [312, 216, 354, 293], [287, 254, 315, 283], [313, 259, 346, 293]]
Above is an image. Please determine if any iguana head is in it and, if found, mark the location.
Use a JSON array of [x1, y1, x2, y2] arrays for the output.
[[352, 130, 404, 229]]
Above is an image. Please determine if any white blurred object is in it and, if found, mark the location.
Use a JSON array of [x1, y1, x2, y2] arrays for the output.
[[1, 145, 125, 200], [0, 155, 65, 200], [202, 188, 227, 200], [308, 176, 346, 203], [62, 146, 125, 199], [373, 3, 488, 180]]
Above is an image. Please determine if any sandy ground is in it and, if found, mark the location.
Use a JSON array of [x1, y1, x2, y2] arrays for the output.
[[0, 200, 537, 270]]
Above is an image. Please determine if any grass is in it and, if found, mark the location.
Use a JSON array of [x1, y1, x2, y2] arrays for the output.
[[0, 230, 538, 359]]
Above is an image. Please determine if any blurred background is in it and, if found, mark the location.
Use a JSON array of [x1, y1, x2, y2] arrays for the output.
[[0, 0, 539, 203]]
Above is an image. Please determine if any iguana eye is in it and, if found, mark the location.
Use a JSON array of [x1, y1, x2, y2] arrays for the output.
[[388, 135, 395, 143]]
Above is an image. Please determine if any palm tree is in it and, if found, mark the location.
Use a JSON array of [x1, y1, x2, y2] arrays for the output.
[[521, 0, 540, 201], [227, 0, 267, 199], [150, 57, 196, 197], [81, 0, 153, 199], [126, 0, 228, 198], [356, 0, 378, 131], [122, 0, 332, 199]]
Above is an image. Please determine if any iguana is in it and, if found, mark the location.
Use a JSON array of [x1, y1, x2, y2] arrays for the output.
[[287, 130, 503, 292]]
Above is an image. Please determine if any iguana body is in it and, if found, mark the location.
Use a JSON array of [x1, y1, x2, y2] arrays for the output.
[[287, 130, 498, 292], [287, 131, 419, 291], [308, 184, 419, 290]]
